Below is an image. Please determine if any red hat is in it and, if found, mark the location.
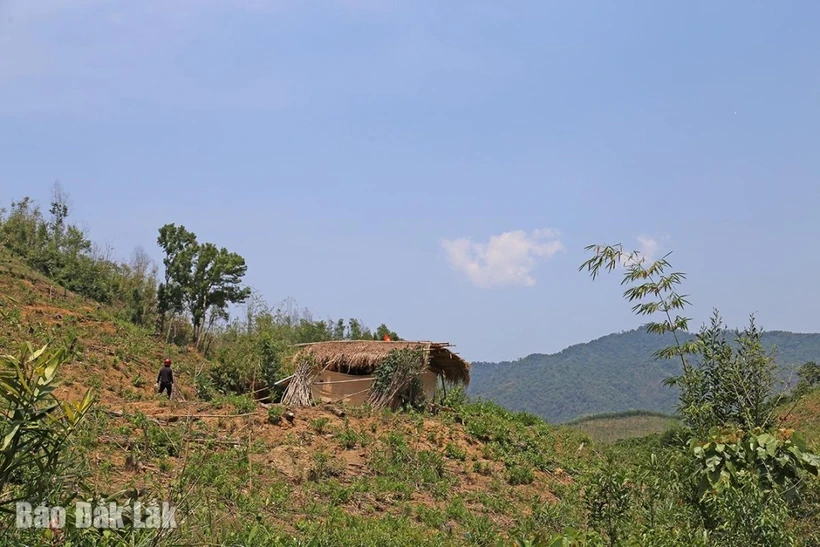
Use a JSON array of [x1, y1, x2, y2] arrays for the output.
[[164, 358, 172, 365]]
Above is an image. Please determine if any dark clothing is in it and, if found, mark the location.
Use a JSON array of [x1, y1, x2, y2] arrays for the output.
[[157, 366, 174, 385], [157, 365, 173, 399]]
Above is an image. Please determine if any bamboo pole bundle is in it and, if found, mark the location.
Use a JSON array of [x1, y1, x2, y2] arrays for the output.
[[282, 353, 319, 406]]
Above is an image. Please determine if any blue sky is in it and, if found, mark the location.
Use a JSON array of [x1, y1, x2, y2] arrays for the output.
[[1, 1, 819, 362]]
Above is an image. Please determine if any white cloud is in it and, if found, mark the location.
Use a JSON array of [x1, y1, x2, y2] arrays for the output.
[[441, 228, 564, 288], [621, 234, 661, 267], [637, 234, 659, 262]]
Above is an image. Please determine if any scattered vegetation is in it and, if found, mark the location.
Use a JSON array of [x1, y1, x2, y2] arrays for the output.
[[2, 191, 820, 545], [563, 242, 820, 546], [267, 405, 284, 424]]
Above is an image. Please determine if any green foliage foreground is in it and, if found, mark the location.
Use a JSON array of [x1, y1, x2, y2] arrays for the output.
[[0, 343, 94, 513], [553, 242, 820, 546]]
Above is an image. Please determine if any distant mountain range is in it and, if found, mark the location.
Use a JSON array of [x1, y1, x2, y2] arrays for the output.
[[468, 328, 820, 423]]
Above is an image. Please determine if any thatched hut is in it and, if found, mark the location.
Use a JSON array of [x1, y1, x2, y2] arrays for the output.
[[278, 340, 470, 408]]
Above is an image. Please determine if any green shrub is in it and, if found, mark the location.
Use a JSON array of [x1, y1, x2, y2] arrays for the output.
[[335, 425, 369, 449], [415, 505, 447, 529], [472, 461, 492, 476], [441, 386, 467, 408], [515, 411, 542, 427], [507, 465, 534, 486], [214, 394, 256, 414], [87, 374, 103, 390], [0, 344, 94, 513], [584, 460, 632, 545], [463, 513, 499, 547], [309, 451, 344, 481], [195, 372, 217, 401], [267, 406, 284, 425], [705, 471, 793, 546], [131, 411, 183, 457], [311, 417, 331, 434], [444, 442, 467, 461]]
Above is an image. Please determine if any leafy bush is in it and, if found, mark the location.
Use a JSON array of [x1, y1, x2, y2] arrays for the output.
[[515, 411, 542, 427], [335, 425, 369, 449], [267, 406, 284, 425], [689, 427, 820, 498], [583, 460, 632, 545], [131, 411, 183, 457], [214, 394, 256, 414], [309, 451, 344, 481], [507, 465, 535, 486], [445, 443, 467, 461], [311, 417, 331, 434], [0, 343, 95, 512], [442, 386, 468, 408], [703, 471, 793, 546], [472, 461, 492, 476], [195, 371, 218, 401]]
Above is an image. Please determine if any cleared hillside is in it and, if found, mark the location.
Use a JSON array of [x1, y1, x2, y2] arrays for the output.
[[567, 411, 679, 444], [0, 251, 598, 545], [0, 248, 205, 404], [782, 388, 820, 449], [5, 243, 820, 545], [469, 328, 820, 423]]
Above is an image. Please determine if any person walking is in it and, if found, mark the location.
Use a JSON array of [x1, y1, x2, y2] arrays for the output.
[[157, 358, 174, 399]]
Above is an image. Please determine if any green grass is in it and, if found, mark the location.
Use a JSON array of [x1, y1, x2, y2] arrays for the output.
[[567, 410, 679, 443], [34, 389, 594, 546]]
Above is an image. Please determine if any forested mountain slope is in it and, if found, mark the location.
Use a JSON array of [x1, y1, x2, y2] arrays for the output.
[[469, 327, 820, 423]]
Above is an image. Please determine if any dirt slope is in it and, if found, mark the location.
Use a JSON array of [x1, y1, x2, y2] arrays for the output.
[[0, 249, 203, 404], [0, 251, 596, 544]]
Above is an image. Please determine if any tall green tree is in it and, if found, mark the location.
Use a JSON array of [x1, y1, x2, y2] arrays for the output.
[[156, 224, 197, 334], [187, 242, 251, 347], [157, 224, 250, 348]]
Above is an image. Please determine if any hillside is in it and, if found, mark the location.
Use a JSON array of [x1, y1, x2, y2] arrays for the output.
[[782, 388, 820, 449], [469, 328, 820, 423], [4, 245, 820, 544], [0, 250, 600, 545], [0, 249, 207, 405], [566, 411, 679, 444]]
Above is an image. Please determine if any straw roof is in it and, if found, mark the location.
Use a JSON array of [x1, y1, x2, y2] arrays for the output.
[[292, 340, 470, 385]]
